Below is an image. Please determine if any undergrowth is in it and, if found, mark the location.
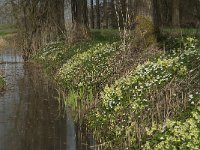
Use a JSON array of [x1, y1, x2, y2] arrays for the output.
[[87, 37, 200, 149], [36, 28, 200, 149]]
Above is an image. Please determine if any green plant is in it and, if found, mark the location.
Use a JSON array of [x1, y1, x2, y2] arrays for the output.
[[87, 37, 200, 149], [55, 42, 121, 110], [144, 96, 200, 150]]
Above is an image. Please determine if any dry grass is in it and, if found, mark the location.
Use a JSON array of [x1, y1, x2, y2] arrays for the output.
[[0, 37, 8, 50]]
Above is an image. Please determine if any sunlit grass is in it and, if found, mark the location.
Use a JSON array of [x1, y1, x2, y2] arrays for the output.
[[0, 24, 17, 36], [91, 29, 120, 42], [161, 27, 200, 36]]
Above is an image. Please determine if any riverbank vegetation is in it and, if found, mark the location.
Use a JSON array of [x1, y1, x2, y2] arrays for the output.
[[36, 34, 200, 149], [0, 0, 199, 149], [0, 24, 16, 37]]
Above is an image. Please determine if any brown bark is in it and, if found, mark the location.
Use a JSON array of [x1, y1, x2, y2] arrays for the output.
[[103, 0, 108, 28], [172, 0, 180, 27], [71, 0, 90, 42], [11, 0, 66, 60], [96, 0, 101, 29], [90, 0, 95, 28]]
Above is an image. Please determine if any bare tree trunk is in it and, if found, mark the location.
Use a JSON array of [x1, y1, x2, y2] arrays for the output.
[[172, 0, 180, 27], [135, 0, 153, 20], [111, 0, 117, 28], [90, 0, 94, 28], [96, 0, 101, 29], [103, 0, 108, 28], [11, 0, 66, 60], [71, 0, 90, 42]]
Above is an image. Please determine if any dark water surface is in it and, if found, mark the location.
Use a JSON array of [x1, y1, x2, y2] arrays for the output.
[[0, 48, 91, 150]]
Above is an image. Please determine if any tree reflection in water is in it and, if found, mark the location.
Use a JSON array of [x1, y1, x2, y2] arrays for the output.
[[0, 48, 93, 150]]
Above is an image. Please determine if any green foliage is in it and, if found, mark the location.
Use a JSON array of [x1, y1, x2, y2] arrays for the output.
[[35, 30, 121, 110], [55, 42, 120, 110], [162, 28, 200, 37], [91, 29, 119, 42], [159, 28, 200, 51], [36, 29, 200, 149], [144, 100, 200, 150], [36, 29, 120, 73], [57, 42, 119, 89], [87, 37, 200, 149], [37, 41, 104, 72]]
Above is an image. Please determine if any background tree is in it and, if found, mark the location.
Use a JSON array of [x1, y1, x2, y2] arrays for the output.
[[71, 0, 89, 42], [10, 0, 66, 60], [172, 0, 180, 27], [96, 0, 100, 29], [90, 0, 94, 28]]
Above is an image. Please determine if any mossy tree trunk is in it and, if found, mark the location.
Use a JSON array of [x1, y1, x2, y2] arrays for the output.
[[134, 0, 160, 48], [135, 0, 160, 30]]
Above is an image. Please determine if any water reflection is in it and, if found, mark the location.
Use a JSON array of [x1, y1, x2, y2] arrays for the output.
[[0, 48, 94, 150], [0, 61, 69, 150]]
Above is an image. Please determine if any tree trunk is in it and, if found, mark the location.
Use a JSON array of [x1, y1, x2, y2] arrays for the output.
[[12, 0, 66, 60], [103, 0, 108, 28], [110, 0, 117, 28], [96, 0, 101, 29], [135, 0, 153, 20], [172, 0, 180, 27], [134, 0, 160, 48], [71, 0, 90, 42], [90, 0, 94, 28]]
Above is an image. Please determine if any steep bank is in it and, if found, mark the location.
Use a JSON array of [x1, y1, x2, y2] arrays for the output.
[[35, 31, 200, 149]]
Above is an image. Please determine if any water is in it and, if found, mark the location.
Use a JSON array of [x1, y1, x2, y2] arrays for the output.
[[0, 48, 92, 150]]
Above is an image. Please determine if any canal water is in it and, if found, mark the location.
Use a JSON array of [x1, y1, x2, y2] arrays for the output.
[[0, 47, 93, 150]]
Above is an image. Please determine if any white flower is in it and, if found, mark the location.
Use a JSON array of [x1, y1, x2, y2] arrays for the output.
[[160, 137, 164, 140], [189, 94, 193, 99], [191, 101, 195, 105]]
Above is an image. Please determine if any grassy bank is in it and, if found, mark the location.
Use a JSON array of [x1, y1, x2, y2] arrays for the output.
[[35, 29, 200, 149], [161, 27, 200, 36], [0, 24, 17, 37]]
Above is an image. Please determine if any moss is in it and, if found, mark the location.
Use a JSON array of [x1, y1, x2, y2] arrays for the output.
[[0, 75, 5, 91], [134, 16, 157, 48]]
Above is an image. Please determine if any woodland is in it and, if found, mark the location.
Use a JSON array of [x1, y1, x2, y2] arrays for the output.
[[0, 0, 200, 149]]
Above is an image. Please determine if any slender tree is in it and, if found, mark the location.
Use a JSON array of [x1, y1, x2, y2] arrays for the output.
[[90, 0, 94, 28], [103, 0, 108, 28], [96, 0, 100, 29]]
